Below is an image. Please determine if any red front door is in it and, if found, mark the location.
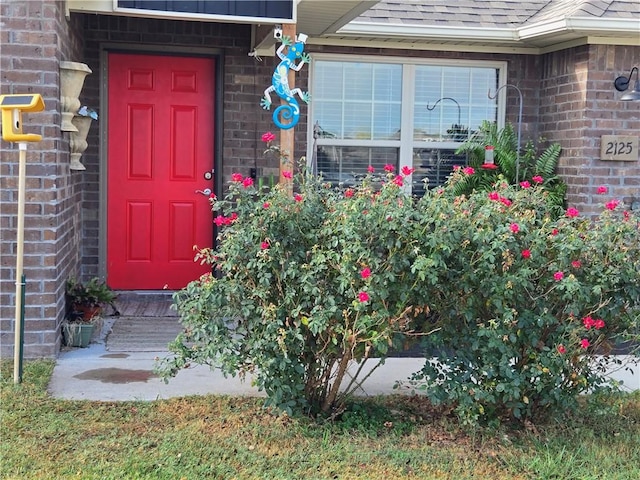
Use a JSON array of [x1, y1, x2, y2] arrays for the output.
[[107, 53, 215, 290]]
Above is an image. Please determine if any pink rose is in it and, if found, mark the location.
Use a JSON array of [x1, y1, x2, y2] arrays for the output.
[[360, 267, 371, 279], [565, 207, 579, 218], [605, 200, 619, 211], [532, 175, 543, 184], [553, 271, 564, 281], [358, 291, 370, 303], [261, 131, 276, 143], [282, 171, 293, 179], [583, 315, 595, 329], [597, 186, 608, 194], [231, 173, 243, 182]]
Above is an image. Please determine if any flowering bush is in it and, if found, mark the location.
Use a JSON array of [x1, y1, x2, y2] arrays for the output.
[[157, 161, 639, 423], [409, 171, 640, 423], [157, 167, 428, 415], [454, 121, 567, 215]]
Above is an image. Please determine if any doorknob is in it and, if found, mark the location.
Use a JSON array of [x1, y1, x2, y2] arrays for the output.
[[195, 188, 212, 196]]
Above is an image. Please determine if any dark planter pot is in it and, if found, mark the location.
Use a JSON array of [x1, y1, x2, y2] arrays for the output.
[[63, 323, 94, 348]]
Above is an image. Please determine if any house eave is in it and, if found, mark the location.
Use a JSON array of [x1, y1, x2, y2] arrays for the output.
[[518, 17, 640, 42], [338, 22, 519, 43], [309, 36, 543, 55], [253, 1, 380, 55], [336, 17, 640, 51]]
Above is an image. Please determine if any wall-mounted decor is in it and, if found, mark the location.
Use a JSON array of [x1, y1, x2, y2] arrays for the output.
[[261, 33, 310, 130], [59, 61, 92, 132]]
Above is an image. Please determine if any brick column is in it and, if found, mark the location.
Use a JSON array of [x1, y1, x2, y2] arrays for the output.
[[540, 45, 640, 216], [1, 0, 84, 358]]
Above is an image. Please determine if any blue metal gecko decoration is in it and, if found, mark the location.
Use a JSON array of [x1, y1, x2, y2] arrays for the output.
[[261, 33, 311, 130]]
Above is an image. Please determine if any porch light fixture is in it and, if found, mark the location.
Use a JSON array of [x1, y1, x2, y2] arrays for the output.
[[614, 67, 640, 101]]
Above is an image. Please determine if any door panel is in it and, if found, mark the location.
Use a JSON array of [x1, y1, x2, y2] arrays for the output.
[[107, 53, 215, 289]]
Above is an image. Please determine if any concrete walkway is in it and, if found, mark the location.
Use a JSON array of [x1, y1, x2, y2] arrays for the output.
[[48, 341, 639, 402], [47, 342, 428, 401]]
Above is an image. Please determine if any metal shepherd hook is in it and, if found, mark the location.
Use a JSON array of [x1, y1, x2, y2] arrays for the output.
[[488, 84, 523, 183], [426, 96, 461, 130]]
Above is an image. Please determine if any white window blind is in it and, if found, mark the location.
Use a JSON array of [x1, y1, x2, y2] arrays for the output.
[[309, 57, 505, 194]]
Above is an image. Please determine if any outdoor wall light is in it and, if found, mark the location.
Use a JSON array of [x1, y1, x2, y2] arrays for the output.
[[614, 66, 640, 101]]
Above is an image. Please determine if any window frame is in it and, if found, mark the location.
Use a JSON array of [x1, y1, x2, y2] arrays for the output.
[[306, 54, 508, 191]]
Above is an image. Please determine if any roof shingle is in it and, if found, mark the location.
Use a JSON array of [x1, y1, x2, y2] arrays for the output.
[[354, 0, 640, 28]]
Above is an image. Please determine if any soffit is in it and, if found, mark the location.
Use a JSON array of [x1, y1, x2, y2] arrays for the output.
[[296, 0, 380, 36]]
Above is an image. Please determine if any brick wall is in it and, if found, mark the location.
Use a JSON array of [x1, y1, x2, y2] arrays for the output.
[[539, 44, 640, 216], [1, 0, 85, 358]]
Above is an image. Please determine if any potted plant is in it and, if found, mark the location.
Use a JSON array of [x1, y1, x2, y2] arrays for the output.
[[63, 277, 117, 347]]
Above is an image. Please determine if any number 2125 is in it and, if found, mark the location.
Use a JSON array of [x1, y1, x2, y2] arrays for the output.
[[605, 141, 633, 155]]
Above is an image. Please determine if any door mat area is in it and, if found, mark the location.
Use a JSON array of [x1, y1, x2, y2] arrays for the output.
[[113, 295, 177, 317], [106, 317, 183, 352]]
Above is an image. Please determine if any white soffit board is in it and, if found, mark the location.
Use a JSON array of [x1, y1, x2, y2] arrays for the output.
[[296, 0, 380, 36]]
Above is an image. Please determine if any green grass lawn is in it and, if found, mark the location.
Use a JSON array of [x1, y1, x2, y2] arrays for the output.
[[1, 361, 639, 479]]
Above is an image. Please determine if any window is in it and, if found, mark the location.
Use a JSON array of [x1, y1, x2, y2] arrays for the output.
[[308, 57, 505, 194]]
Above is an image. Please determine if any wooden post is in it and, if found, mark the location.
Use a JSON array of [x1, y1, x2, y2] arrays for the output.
[[279, 23, 296, 195]]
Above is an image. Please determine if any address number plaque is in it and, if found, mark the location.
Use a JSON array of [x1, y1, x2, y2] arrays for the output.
[[600, 135, 639, 161]]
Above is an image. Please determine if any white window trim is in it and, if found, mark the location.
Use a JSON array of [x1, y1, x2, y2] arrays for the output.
[[306, 54, 508, 188]]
